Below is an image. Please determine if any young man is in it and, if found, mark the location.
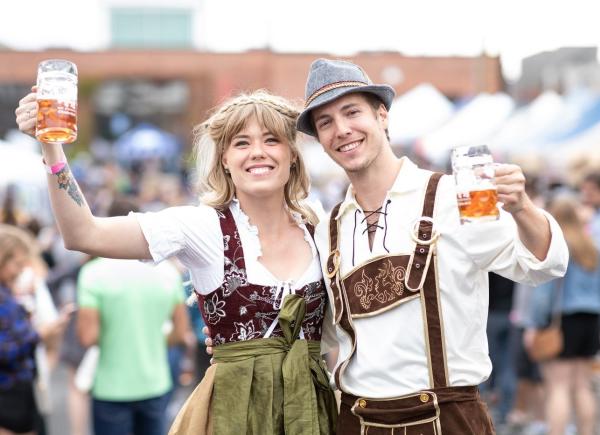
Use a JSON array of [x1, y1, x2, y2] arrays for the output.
[[297, 58, 569, 434]]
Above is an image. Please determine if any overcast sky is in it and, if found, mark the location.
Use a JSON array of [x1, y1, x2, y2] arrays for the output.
[[1, 0, 599, 80]]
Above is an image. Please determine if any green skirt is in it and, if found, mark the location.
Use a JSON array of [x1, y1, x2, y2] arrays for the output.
[[210, 294, 338, 435]]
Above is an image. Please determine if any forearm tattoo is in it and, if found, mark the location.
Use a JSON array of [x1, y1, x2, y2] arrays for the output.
[[55, 164, 84, 206]]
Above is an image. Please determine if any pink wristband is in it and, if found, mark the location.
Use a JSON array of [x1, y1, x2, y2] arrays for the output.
[[42, 159, 67, 175]]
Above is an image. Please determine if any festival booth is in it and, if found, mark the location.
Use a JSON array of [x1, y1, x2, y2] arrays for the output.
[[489, 91, 565, 155], [387, 84, 455, 148], [418, 93, 515, 167], [541, 98, 600, 183], [509, 91, 600, 156]]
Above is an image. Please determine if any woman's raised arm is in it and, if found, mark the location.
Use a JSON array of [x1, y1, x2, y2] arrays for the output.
[[15, 90, 152, 260]]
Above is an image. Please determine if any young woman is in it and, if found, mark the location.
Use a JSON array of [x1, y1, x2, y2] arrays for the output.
[[0, 224, 40, 435], [15, 90, 337, 434], [526, 194, 600, 435]]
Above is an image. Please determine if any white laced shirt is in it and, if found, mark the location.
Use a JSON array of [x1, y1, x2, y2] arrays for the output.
[[314, 157, 569, 397]]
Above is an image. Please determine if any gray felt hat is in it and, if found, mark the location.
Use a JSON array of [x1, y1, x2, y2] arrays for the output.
[[297, 58, 396, 137]]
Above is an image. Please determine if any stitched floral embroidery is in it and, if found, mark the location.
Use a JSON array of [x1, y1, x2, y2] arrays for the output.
[[303, 321, 318, 336], [304, 281, 325, 304], [204, 293, 226, 324], [222, 262, 248, 296], [231, 320, 262, 341], [375, 259, 406, 302], [223, 234, 231, 252], [353, 270, 376, 310], [352, 260, 406, 310]]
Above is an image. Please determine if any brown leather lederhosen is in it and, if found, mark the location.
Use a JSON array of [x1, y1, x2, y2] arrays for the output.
[[326, 173, 495, 435]]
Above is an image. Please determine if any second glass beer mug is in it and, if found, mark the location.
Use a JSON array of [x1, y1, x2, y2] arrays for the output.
[[35, 59, 78, 144], [451, 145, 499, 224]]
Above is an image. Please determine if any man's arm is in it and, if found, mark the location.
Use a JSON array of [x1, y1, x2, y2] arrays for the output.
[[511, 199, 551, 261], [77, 307, 100, 348], [495, 164, 551, 260]]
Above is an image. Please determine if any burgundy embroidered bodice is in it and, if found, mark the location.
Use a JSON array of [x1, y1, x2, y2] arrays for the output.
[[196, 208, 327, 346]]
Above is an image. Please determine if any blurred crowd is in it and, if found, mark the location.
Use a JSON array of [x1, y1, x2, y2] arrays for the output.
[[0, 155, 210, 435], [480, 172, 600, 435], [1, 147, 600, 435]]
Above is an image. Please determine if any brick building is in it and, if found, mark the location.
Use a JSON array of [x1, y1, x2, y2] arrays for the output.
[[0, 49, 503, 145]]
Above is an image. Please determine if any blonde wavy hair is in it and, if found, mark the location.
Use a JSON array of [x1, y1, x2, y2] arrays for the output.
[[193, 90, 316, 224]]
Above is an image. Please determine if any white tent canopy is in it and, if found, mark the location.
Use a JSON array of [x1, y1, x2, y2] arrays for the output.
[[510, 90, 599, 156], [388, 84, 454, 145], [419, 93, 515, 166], [489, 91, 565, 154], [544, 119, 600, 172]]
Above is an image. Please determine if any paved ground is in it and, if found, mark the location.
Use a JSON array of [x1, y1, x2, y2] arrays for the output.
[[45, 362, 194, 435], [43, 363, 600, 435]]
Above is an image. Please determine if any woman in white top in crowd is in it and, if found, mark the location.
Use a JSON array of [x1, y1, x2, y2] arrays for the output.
[[15, 89, 337, 435]]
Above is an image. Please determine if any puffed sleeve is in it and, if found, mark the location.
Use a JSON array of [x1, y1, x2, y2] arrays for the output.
[[131, 205, 223, 271]]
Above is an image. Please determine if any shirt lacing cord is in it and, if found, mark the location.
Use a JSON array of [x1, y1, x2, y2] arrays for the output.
[[265, 280, 305, 339], [352, 199, 392, 266]]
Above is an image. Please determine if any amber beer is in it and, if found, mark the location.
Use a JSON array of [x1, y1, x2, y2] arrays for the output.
[[457, 189, 500, 222], [36, 99, 77, 144], [452, 145, 499, 224], [35, 60, 78, 144]]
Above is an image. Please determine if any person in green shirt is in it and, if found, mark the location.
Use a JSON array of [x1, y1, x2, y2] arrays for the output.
[[76, 198, 190, 435]]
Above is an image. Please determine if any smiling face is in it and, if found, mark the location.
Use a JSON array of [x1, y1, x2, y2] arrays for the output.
[[194, 91, 316, 222], [222, 116, 294, 201], [312, 93, 389, 175]]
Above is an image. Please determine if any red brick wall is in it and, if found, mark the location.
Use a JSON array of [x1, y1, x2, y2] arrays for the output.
[[0, 49, 502, 100], [0, 49, 503, 141]]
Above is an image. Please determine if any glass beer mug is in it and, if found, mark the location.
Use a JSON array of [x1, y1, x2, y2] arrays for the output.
[[35, 59, 78, 144], [451, 145, 499, 224]]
